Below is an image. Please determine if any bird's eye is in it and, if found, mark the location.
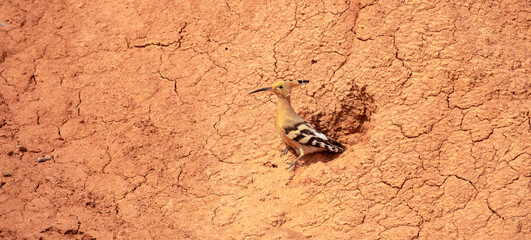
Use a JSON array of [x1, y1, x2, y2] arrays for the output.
[[278, 85, 284, 89]]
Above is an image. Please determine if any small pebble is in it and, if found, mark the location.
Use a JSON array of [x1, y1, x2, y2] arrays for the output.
[[35, 155, 52, 163], [16, 145, 27, 152], [1, 172, 12, 177]]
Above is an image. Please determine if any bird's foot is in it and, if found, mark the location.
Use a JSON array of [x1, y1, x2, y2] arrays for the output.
[[279, 146, 293, 157], [285, 160, 303, 171]]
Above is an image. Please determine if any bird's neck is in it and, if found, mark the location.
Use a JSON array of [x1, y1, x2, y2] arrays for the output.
[[275, 95, 298, 125]]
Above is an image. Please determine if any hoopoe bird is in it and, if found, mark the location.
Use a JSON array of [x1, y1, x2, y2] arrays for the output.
[[250, 80, 346, 170]]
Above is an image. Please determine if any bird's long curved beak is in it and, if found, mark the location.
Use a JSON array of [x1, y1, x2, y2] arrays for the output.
[[249, 87, 273, 94]]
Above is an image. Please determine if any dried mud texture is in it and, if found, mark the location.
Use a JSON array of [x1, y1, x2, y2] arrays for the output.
[[1, 0, 530, 239]]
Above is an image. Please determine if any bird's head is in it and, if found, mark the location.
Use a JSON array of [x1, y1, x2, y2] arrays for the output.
[[249, 80, 309, 98]]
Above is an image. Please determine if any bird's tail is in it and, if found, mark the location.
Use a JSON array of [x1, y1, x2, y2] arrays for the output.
[[328, 139, 346, 153]]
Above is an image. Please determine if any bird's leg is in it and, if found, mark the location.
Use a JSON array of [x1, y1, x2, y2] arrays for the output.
[[286, 148, 304, 171], [279, 145, 294, 157]]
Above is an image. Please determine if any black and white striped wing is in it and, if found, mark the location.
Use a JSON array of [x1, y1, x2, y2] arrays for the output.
[[284, 122, 345, 153]]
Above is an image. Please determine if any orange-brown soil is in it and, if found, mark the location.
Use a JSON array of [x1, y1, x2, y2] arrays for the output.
[[1, 0, 530, 239]]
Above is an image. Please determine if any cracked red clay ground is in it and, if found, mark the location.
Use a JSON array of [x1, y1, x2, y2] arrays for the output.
[[1, 0, 530, 239]]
